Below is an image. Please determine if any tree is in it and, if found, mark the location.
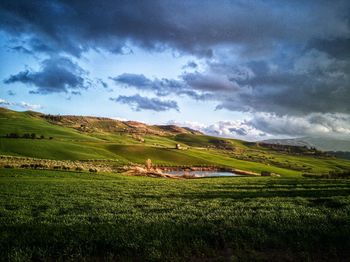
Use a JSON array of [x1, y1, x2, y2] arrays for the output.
[[7, 133, 19, 138], [22, 133, 31, 139], [30, 133, 36, 139]]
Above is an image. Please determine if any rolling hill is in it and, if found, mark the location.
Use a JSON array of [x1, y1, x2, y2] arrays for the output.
[[1, 107, 350, 176]]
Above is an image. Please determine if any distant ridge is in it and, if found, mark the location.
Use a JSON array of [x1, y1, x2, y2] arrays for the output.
[[261, 137, 350, 152], [260, 138, 312, 148], [23, 108, 203, 136]]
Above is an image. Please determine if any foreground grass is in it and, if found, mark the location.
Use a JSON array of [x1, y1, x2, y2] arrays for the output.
[[1, 169, 350, 261]]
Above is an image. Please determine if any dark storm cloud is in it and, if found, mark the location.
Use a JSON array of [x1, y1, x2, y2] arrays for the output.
[[112, 74, 154, 91], [182, 61, 198, 69], [182, 72, 238, 92], [4, 56, 89, 94], [309, 38, 350, 60], [111, 73, 181, 96], [113, 50, 349, 115], [1, 0, 349, 57], [7, 45, 33, 55], [215, 50, 350, 115], [110, 95, 179, 112], [111, 73, 212, 100], [112, 47, 350, 115]]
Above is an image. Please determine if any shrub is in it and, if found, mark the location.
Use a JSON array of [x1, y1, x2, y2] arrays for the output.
[[4, 164, 13, 168], [75, 167, 83, 171], [33, 164, 47, 169], [22, 133, 31, 139], [6, 133, 19, 138], [32, 164, 44, 169], [261, 171, 271, 176], [89, 168, 97, 173]]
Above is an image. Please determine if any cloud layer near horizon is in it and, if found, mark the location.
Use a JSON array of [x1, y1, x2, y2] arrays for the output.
[[169, 113, 350, 141], [0, 98, 42, 110]]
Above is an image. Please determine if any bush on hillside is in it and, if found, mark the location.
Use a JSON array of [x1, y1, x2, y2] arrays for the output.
[[5, 133, 48, 139], [22, 133, 31, 139], [5, 133, 19, 138], [261, 171, 271, 176]]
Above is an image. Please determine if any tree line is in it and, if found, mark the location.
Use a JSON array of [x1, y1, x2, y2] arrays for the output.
[[4, 133, 53, 139]]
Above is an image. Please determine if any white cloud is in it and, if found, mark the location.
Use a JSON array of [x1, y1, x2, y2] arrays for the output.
[[249, 113, 350, 139], [111, 116, 128, 121], [0, 98, 12, 105], [0, 98, 43, 111], [19, 102, 42, 110], [168, 112, 350, 141], [167, 119, 267, 141]]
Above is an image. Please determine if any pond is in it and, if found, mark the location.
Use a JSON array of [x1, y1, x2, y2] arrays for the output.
[[165, 170, 243, 177]]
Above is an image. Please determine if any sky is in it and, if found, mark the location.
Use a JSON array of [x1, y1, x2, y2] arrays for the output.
[[0, 0, 350, 141]]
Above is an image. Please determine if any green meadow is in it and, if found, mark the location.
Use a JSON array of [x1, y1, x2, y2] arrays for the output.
[[1, 169, 350, 261], [1, 108, 350, 175], [1, 108, 350, 261]]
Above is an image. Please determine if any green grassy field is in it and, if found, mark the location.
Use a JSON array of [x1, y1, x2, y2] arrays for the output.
[[1, 108, 350, 261], [1, 168, 350, 261], [1, 108, 350, 177]]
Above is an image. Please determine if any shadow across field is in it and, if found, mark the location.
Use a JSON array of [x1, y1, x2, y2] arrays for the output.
[[1, 169, 350, 261], [176, 188, 350, 200]]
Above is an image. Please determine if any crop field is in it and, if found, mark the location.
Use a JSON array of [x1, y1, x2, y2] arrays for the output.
[[1, 168, 350, 261], [1, 108, 350, 261]]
